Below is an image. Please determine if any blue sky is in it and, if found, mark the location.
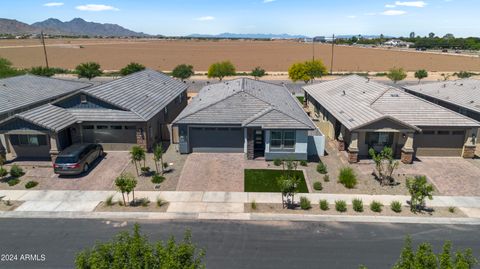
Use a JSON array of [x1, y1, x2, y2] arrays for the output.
[[2, 0, 479, 37]]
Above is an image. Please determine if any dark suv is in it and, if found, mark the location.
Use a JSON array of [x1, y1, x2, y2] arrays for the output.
[[54, 144, 103, 175]]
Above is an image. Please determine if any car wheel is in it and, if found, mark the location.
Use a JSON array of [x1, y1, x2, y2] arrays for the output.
[[84, 163, 89, 173], [98, 149, 103, 158]]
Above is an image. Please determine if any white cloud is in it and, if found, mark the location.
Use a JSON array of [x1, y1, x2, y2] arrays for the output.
[[381, 9, 407, 15], [196, 16, 215, 21], [385, 4, 396, 8], [347, 15, 357, 19], [394, 1, 427, 7], [263, 0, 276, 3], [43, 2, 64, 7], [75, 4, 119, 11]]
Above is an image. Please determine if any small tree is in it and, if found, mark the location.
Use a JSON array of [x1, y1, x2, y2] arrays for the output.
[[75, 224, 205, 268], [129, 146, 146, 176], [207, 61, 236, 81], [172, 64, 194, 81], [29, 66, 56, 77], [406, 175, 434, 213], [414, 69, 428, 83], [75, 62, 102, 80], [288, 62, 310, 83], [125, 175, 137, 205], [115, 173, 129, 206], [120, 62, 145, 76], [304, 60, 328, 82], [369, 147, 399, 186], [277, 159, 300, 209], [153, 144, 164, 175], [250, 66, 266, 80], [387, 67, 407, 84]]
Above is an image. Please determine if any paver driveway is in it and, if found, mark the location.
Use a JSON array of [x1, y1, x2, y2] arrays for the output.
[[176, 153, 269, 192]]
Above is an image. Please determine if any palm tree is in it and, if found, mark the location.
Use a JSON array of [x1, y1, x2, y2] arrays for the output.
[[153, 144, 164, 174]]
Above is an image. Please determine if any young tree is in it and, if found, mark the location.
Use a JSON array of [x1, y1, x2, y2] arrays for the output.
[[414, 69, 428, 83], [406, 175, 434, 213], [288, 62, 310, 83], [125, 175, 137, 205], [114, 173, 129, 206], [129, 146, 146, 176], [277, 159, 301, 209], [29, 66, 56, 77], [153, 144, 164, 175], [75, 62, 102, 80], [369, 147, 399, 186], [250, 66, 266, 80], [207, 61, 236, 81], [172, 64, 194, 81], [75, 224, 205, 269], [120, 62, 145, 76], [387, 67, 407, 84]]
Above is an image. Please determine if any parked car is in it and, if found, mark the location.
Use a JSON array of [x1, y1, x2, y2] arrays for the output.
[[54, 144, 103, 175]]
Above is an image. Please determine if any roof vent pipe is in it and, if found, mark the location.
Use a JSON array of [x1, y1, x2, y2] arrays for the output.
[[342, 90, 346, 96]]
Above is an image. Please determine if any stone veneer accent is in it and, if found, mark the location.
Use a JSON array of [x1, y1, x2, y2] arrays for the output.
[[401, 149, 414, 164], [347, 150, 358, 163], [246, 128, 254, 160], [136, 125, 147, 150], [462, 145, 476, 159], [337, 140, 345, 151]]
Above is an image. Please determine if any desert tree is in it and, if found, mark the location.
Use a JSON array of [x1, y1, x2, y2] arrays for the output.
[[250, 66, 266, 80], [288, 60, 327, 84], [406, 175, 434, 213], [114, 173, 129, 206], [153, 144, 164, 175], [129, 146, 146, 176], [172, 64, 194, 81], [288, 62, 310, 83], [414, 69, 428, 83], [125, 174, 137, 205], [75, 62, 102, 80], [277, 159, 301, 209], [120, 62, 145, 76], [304, 60, 328, 82], [75, 224, 205, 269], [207, 61, 236, 81], [368, 147, 399, 186], [387, 67, 407, 84]]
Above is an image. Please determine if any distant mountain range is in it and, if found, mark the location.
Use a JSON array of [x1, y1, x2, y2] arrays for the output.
[[187, 33, 309, 39], [0, 18, 150, 37]]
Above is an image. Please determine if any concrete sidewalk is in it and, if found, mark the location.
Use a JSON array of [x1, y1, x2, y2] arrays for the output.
[[1, 190, 480, 223]]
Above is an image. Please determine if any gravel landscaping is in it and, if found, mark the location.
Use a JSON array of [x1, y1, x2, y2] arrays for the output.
[[244, 203, 466, 218], [0, 200, 23, 211], [94, 201, 169, 212]]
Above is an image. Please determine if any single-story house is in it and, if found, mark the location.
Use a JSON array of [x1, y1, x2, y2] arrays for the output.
[[172, 78, 324, 161], [403, 79, 480, 147], [303, 75, 479, 163], [0, 75, 91, 158], [0, 69, 188, 161]]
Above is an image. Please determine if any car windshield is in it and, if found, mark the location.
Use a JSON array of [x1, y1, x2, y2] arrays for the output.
[[55, 156, 78, 164]]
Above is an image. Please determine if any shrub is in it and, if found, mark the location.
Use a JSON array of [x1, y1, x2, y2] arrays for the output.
[[251, 200, 257, 210], [370, 201, 383, 213], [338, 167, 357, 189], [313, 181, 323, 191], [448, 206, 456, 213], [156, 197, 167, 207], [335, 200, 347, 212], [352, 198, 363, 212], [5, 199, 11, 206], [118, 199, 124, 206], [273, 159, 282, 166], [319, 200, 329, 211], [316, 162, 327, 174], [7, 178, 20, 186], [25, 181, 38, 189], [0, 167, 8, 178], [323, 174, 330, 182], [300, 197, 311, 210], [105, 195, 114, 206], [9, 164, 24, 178], [391, 201, 402, 213], [141, 166, 151, 175], [299, 160, 308, 166], [120, 62, 145, 76], [140, 198, 150, 207], [151, 174, 165, 184], [172, 64, 194, 80]]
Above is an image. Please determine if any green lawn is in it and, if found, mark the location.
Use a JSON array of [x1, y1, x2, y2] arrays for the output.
[[244, 169, 309, 193], [296, 96, 304, 104]]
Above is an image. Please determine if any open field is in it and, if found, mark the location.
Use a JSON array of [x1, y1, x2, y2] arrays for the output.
[[1, 39, 479, 72]]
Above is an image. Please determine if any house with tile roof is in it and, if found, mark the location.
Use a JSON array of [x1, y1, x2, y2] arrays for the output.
[[0, 69, 188, 160], [303, 75, 479, 163], [172, 78, 323, 161]]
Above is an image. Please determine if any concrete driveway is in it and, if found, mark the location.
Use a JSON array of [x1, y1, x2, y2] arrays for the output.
[[177, 153, 269, 192], [1, 152, 130, 190]]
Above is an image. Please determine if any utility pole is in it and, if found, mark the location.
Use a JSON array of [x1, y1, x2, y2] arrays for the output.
[[312, 37, 315, 61], [40, 31, 49, 68], [330, 34, 335, 75]]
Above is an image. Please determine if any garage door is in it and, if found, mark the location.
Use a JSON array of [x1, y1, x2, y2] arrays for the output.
[[414, 130, 465, 157], [82, 124, 137, 149], [190, 127, 244, 153]]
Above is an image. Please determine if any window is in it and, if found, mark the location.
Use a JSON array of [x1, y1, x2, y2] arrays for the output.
[[164, 107, 168, 115], [270, 130, 296, 150], [10, 135, 47, 146], [80, 94, 87, 104], [437, 130, 450, 135], [83, 125, 94, 130], [366, 132, 394, 147], [124, 125, 136, 130], [422, 130, 435, 135], [176, 92, 184, 104], [96, 125, 108, 129], [452, 130, 465, 136], [110, 125, 122, 130]]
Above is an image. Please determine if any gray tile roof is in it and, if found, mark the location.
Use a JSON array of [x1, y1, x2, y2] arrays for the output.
[[173, 78, 315, 130], [303, 75, 480, 131], [0, 74, 91, 115], [83, 69, 188, 121], [403, 79, 480, 114]]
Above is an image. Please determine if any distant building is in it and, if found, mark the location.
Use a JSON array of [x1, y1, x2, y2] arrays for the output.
[[383, 39, 413, 48]]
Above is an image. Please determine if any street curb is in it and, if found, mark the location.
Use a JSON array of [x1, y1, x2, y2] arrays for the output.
[[1, 211, 479, 225]]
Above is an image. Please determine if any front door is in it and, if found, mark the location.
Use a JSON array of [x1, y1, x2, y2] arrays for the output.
[[254, 129, 265, 158]]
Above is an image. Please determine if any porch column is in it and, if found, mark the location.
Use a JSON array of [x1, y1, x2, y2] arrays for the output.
[[462, 128, 477, 158], [337, 126, 346, 151], [136, 124, 147, 150], [246, 128, 254, 160], [401, 132, 414, 164], [49, 133, 60, 163], [347, 132, 359, 163], [0, 136, 6, 161]]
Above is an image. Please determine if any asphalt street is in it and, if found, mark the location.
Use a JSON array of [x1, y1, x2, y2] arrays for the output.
[[0, 219, 479, 269]]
